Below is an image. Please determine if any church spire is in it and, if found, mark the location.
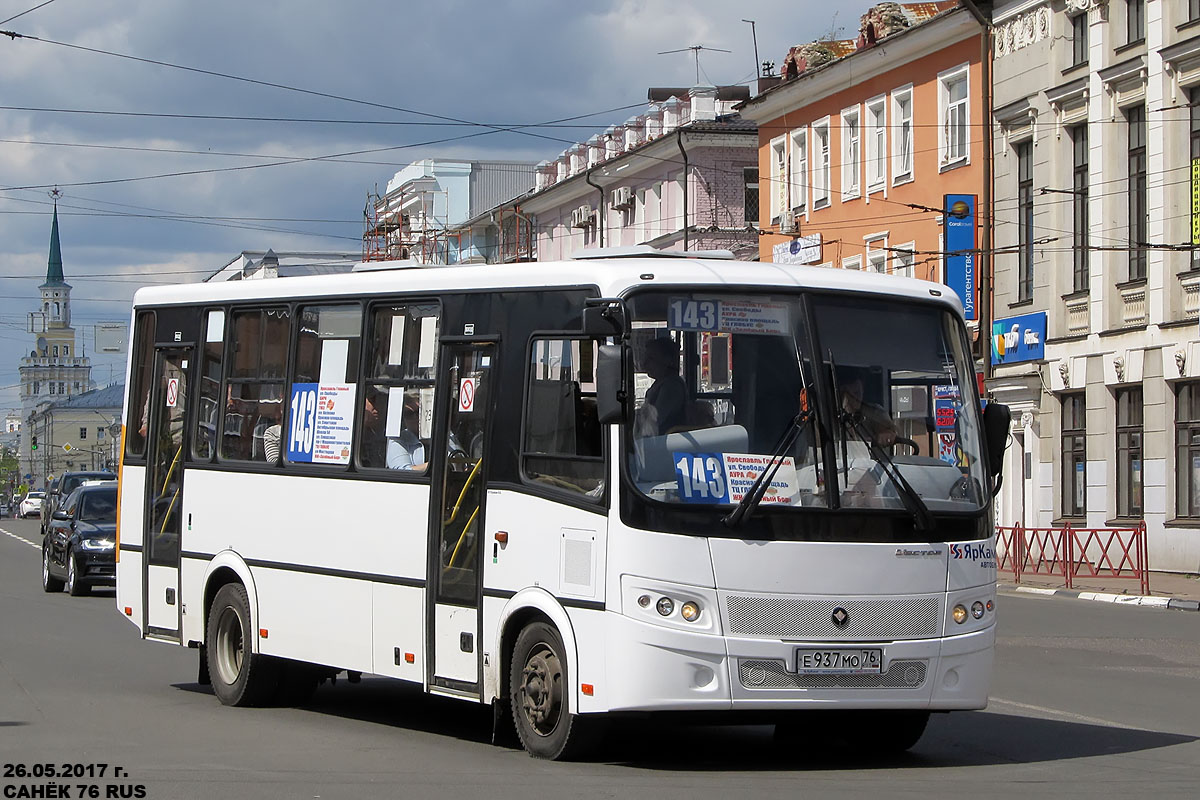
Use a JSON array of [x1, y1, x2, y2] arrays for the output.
[[42, 194, 67, 288]]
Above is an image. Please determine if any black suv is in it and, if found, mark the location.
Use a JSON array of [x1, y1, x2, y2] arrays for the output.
[[43, 484, 118, 596], [41, 470, 115, 536]]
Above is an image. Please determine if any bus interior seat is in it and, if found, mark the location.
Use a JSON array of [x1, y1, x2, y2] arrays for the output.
[[634, 424, 749, 483]]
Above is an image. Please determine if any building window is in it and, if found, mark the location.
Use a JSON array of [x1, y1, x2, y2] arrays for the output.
[[841, 106, 861, 200], [769, 135, 786, 224], [97, 427, 105, 440], [1193, 0, 1200, 22], [1126, 0, 1144, 44], [52, 345, 58, 357], [1116, 387, 1143, 518], [743, 167, 759, 226], [865, 234, 887, 273], [1071, 14, 1088, 66], [790, 128, 807, 214], [79, 427, 87, 440], [939, 65, 970, 167], [866, 97, 886, 191], [49, 383, 55, 395], [62, 345, 68, 356], [1061, 393, 1086, 518], [892, 87, 913, 183], [842, 255, 863, 271], [1127, 105, 1147, 281], [813, 119, 831, 208], [1177, 383, 1200, 517], [1017, 141, 1034, 302], [893, 243, 915, 278], [1072, 125, 1089, 293]]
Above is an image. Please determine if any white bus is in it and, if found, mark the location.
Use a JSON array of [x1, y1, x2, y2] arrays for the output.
[[115, 250, 1009, 759]]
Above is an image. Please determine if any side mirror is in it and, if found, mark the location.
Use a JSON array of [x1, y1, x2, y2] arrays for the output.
[[52, 509, 70, 521], [596, 344, 627, 425], [581, 298, 626, 337], [982, 401, 1011, 480]]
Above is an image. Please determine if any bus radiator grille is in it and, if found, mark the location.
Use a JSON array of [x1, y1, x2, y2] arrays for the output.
[[737, 659, 928, 689], [726, 596, 940, 640]]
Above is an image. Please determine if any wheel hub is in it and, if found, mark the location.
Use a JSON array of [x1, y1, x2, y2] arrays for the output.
[[520, 645, 562, 736]]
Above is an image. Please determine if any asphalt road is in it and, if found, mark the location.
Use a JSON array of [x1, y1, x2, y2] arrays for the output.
[[2, 515, 1199, 799]]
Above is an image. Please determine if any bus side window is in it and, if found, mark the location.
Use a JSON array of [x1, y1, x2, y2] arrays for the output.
[[522, 337, 605, 499], [194, 309, 225, 461], [124, 312, 156, 460], [358, 302, 440, 472], [284, 304, 363, 467], [220, 307, 290, 463]]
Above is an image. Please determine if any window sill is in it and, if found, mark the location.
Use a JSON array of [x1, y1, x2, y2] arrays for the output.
[[1179, 19, 1200, 34], [1115, 277, 1148, 291], [1053, 517, 1087, 527], [1061, 62, 1088, 78], [1060, 289, 1089, 302], [1164, 517, 1200, 529], [1114, 39, 1145, 56], [813, 199, 831, 211], [939, 157, 970, 173], [892, 173, 913, 188], [841, 191, 861, 203], [1008, 298, 1034, 309], [1105, 517, 1145, 527]]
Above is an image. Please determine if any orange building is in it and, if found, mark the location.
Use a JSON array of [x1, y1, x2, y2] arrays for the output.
[[739, 1, 986, 313]]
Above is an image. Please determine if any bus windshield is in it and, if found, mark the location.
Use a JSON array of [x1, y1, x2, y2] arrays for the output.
[[625, 290, 987, 517]]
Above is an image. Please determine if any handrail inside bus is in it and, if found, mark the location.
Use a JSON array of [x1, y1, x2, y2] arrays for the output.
[[443, 458, 482, 526], [446, 506, 480, 569]]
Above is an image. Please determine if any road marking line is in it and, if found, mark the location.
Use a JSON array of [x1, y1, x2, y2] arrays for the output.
[[1013, 586, 1058, 595], [990, 697, 1139, 730], [0, 526, 41, 550]]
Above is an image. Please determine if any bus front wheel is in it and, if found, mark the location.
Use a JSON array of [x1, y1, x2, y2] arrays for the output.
[[509, 621, 596, 760], [206, 584, 279, 707]]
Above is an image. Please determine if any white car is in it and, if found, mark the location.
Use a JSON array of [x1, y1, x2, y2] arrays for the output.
[[20, 492, 45, 519]]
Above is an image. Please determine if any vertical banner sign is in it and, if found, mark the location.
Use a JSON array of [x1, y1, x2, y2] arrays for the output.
[[944, 194, 977, 320], [1192, 158, 1200, 255]]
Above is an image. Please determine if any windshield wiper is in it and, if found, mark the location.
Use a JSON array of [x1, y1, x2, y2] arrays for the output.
[[721, 409, 813, 529], [841, 413, 936, 533]]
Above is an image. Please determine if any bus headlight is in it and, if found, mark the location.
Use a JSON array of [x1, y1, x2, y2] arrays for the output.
[[952, 604, 968, 624], [656, 597, 675, 616], [680, 601, 701, 622], [971, 601, 985, 619]]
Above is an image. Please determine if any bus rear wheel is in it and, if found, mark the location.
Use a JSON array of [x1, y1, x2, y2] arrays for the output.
[[509, 621, 596, 760], [206, 584, 279, 707]]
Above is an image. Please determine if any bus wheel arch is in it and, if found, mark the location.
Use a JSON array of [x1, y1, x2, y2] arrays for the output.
[[497, 590, 596, 759], [202, 553, 260, 655]]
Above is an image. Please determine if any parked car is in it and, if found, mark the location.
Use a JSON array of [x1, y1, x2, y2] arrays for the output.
[[42, 484, 118, 596], [40, 470, 115, 536], [20, 491, 45, 519]]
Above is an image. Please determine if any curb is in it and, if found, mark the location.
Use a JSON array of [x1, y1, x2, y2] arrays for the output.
[[1000, 583, 1199, 611]]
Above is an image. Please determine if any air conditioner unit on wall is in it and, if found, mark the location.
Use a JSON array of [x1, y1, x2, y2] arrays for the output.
[[573, 205, 593, 228], [612, 186, 632, 209], [780, 214, 797, 235]]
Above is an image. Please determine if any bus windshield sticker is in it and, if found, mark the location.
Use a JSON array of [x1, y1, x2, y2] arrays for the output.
[[388, 316, 405, 366], [319, 339, 349, 384], [668, 298, 790, 336], [287, 383, 357, 464], [672, 452, 799, 505], [205, 310, 225, 343], [385, 386, 406, 437], [934, 384, 960, 465], [418, 317, 437, 367]]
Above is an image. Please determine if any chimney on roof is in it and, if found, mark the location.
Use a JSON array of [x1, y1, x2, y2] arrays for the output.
[[689, 84, 718, 121]]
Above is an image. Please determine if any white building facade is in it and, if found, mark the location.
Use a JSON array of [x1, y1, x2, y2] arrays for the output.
[[990, 0, 1200, 572]]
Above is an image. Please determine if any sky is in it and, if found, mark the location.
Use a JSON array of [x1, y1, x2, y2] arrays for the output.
[[0, 0, 879, 413]]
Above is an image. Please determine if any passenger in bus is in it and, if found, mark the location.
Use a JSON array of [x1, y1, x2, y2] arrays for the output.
[[387, 393, 427, 470], [359, 389, 388, 468], [641, 335, 687, 436], [840, 375, 896, 447]]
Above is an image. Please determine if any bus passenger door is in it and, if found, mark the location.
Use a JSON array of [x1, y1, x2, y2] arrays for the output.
[[428, 342, 495, 693], [143, 348, 190, 642]]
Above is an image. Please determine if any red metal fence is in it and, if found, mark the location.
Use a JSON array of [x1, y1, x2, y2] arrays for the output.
[[996, 522, 1150, 596]]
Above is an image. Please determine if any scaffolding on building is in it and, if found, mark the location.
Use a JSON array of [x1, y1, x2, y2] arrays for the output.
[[362, 185, 456, 265]]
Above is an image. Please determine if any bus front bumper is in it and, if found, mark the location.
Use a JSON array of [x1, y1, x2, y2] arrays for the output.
[[598, 614, 994, 714]]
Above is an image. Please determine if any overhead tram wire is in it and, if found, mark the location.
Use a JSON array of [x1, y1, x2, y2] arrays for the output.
[[0, 29, 598, 149], [0, 0, 58, 26]]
